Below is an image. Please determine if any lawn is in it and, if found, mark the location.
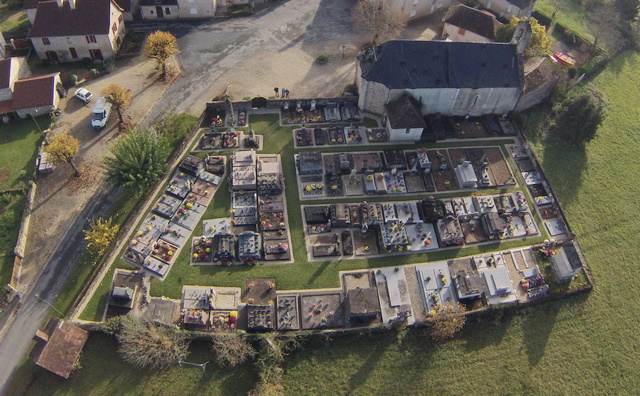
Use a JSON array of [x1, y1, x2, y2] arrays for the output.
[[0, 191, 25, 286], [8, 332, 257, 396], [535, 0, 594, 42], [0, 3, 29, 34], [0, 116, 48, 191]]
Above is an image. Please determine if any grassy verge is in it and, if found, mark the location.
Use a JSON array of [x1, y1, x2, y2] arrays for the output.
[[0, 117, 49, 191], [0, 192, 25, 285], [8, 332, 257, 396]]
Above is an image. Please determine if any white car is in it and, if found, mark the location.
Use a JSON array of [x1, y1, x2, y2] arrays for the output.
[[74, 88, 93, 103]]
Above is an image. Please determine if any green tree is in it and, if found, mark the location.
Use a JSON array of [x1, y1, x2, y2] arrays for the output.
[[351, 0, 407, 45], [44, 133, 80, 176], [117, 316, 189, 369], [84, 217, 120, 255], [143, 31, 179, 77], [101, 83, 132, 124], [497, 17, 552, 57], [102, 127, 169, 195], [553, 88, 608, 145]]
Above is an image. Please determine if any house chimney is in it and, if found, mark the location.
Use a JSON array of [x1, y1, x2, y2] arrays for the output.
[[511, 19, 532, 55], [68, 0, 76, 9], [55, 0, 64, 7]]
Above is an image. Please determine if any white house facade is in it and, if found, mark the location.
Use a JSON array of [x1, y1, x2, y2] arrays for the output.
[[477, 0, 536, 19]]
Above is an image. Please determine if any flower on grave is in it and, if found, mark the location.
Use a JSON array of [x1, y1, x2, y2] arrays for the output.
[[185, 202, 193, 209], [132, 239, 138, 245], [209, 226, 216, 231], [180, 172, 185, 177], [137, 231, 144, 237], [146, 259, 152, 264], [146, 225, 152, 231], [204, 190, 210, 196], [199, 253, 207, 260], [178, 207, 186, 214], [165, 227, 171, 233], [205, 248, 211, 253], [193, 253, 199, 259], [167, 250, 174, 256]]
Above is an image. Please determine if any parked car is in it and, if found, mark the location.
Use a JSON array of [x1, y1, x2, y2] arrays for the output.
[[91, 96, 112, 130], [74, 88, 93, 103]]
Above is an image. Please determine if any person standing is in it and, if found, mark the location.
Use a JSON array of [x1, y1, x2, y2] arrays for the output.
[[274, 87, 279, 97]]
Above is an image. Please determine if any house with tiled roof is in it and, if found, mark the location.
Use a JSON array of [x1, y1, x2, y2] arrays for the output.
[[11, 73, 63, 119], [29, 317, 89, 379], [0, 57, 32, 115], [443, 5, 503, 42], [28, 0, 125, 63], [356, 40, 524, 117]]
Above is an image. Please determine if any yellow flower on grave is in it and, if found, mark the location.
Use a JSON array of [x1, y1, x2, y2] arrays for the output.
[[209, 226, 216, 231], [146, 225, 152, 231], [205, 248, 211, 253], [204, 190, 210, 195], [167, 250, 174, 256], [179, 172, 185, 177], [137, 231, 144, 236], [185, 203, 193, 209], [131, 239, 138, 245], [193, 253, 199, 259]]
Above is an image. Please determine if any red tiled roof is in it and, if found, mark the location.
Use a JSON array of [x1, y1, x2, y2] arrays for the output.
[[29, 318, 89, 379], [114, 0, 131, 13], [444, 5, 503, 41], [28, 0, 121, 38], [0, 59, 11, 89], [12, 73, 58, 111]]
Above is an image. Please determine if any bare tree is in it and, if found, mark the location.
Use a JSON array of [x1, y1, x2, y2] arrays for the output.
[[211, 333, 256, 367], [589, 6, 628, 55], [351, 0, 406, 45], [426, 304, 467, 344], [117, 316, 189, 369]]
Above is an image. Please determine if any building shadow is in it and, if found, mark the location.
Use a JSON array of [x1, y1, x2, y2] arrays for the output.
[[540, 136, 587, 206]]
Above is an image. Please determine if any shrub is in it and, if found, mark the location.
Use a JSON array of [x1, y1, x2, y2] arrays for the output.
[[316, 54, 328, 64], [578, 52, 609, 76], [567, 67, 577, 78], [70, 74, 78, 86], [532, 10, 552, 27]]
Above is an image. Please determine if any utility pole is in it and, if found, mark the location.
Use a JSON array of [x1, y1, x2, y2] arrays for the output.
[[34, 293, 64, 317]]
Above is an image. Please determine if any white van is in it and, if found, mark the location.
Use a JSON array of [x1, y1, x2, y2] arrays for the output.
[[91, 96, 112, 130]]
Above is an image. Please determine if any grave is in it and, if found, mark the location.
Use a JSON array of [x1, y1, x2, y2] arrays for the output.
[[151, 239, 180, 264], [166, 171, 197, 199], [191, 236, 213, 264], [276, 295, 299, 330], [179, 155, 203, 176], [171, 206, 200, 230], [405, 222, 439, 252], [545, 219, 566, 236], [353, 230, 378, 256], [152, 194, 183, 219], [300, 293, 344, 330], [160, 222, 191, 248], [203, 218, 231, 238], [143, 256, 171, 277]]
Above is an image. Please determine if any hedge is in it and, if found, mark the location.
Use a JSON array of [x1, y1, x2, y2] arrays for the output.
[[532, 10, 552, 27]]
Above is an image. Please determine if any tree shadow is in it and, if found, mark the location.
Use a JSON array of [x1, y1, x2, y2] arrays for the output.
[[346, 338, 391, 394], [307, 260, 333, 285], [540, 135, 587, 206], [461, 309, 515, 353]]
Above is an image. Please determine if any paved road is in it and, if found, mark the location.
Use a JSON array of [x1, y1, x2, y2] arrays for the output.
[[0, 1, 358, 392]]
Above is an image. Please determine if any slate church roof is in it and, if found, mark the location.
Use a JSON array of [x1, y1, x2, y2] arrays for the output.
[[359, 40, 523, 90]]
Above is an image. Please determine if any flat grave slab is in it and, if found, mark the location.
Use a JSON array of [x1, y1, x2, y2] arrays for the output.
[[125, 229, 160, 264], [185, 191, 212, 207], [233, 191, 257, 208], [143, 255, 172, 277], [184, 201, 206, 215], [141, 213, 169, 233], [150, 239, 180, 264], [233, 216, 257, 226], [171, 208, 201, 230], [233, 206, 257, 218], [166, 171, 197, 199], [545, 219, 566, 236], [192, 179, 217, 198], [276, 295, 300, 330], [384, 172, 407, 194], [300, 293, 344, 330], [263, 238, 291, 261], [460, 219, 487, 244], [376, 267, 409, 307], [198, 170, 222, 185], [406, 223, 439, 252], [395, 201, 419, 224], [258, 194, 285, 212], [522, 171, 543, 185], [203, 218, 231, 237], [343, 176, 364, 196], [160, 223, 191, 247], [244, 278, 276, 304], [382, 203, 397, 222], [152, 194, 183, 219]]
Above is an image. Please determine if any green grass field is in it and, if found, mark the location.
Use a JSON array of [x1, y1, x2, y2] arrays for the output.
[[0, 192, 25, 285], [0, 117, 48, 191], [535, 0, 594, 41], [0, 3, 29, 34]]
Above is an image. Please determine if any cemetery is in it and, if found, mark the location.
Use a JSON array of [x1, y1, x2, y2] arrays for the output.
[[93, 95, 586, 338]]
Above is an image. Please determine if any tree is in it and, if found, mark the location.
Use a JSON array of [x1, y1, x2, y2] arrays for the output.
[[84, 217, 120, 255], [44, 133, 80, 177], [553, 87, 607, 145], [101, 83, 132, 124], [426, 304, 466, 344], [496, 17, 551, 57], [589, 7, 627, 55], [351, 0, 406, 45], [143, 31, 179, 77], [614, 0, 640, 21], [211, 333, 256, 367], [102, 127, 169, 195], [117, 316, 189, 369]]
